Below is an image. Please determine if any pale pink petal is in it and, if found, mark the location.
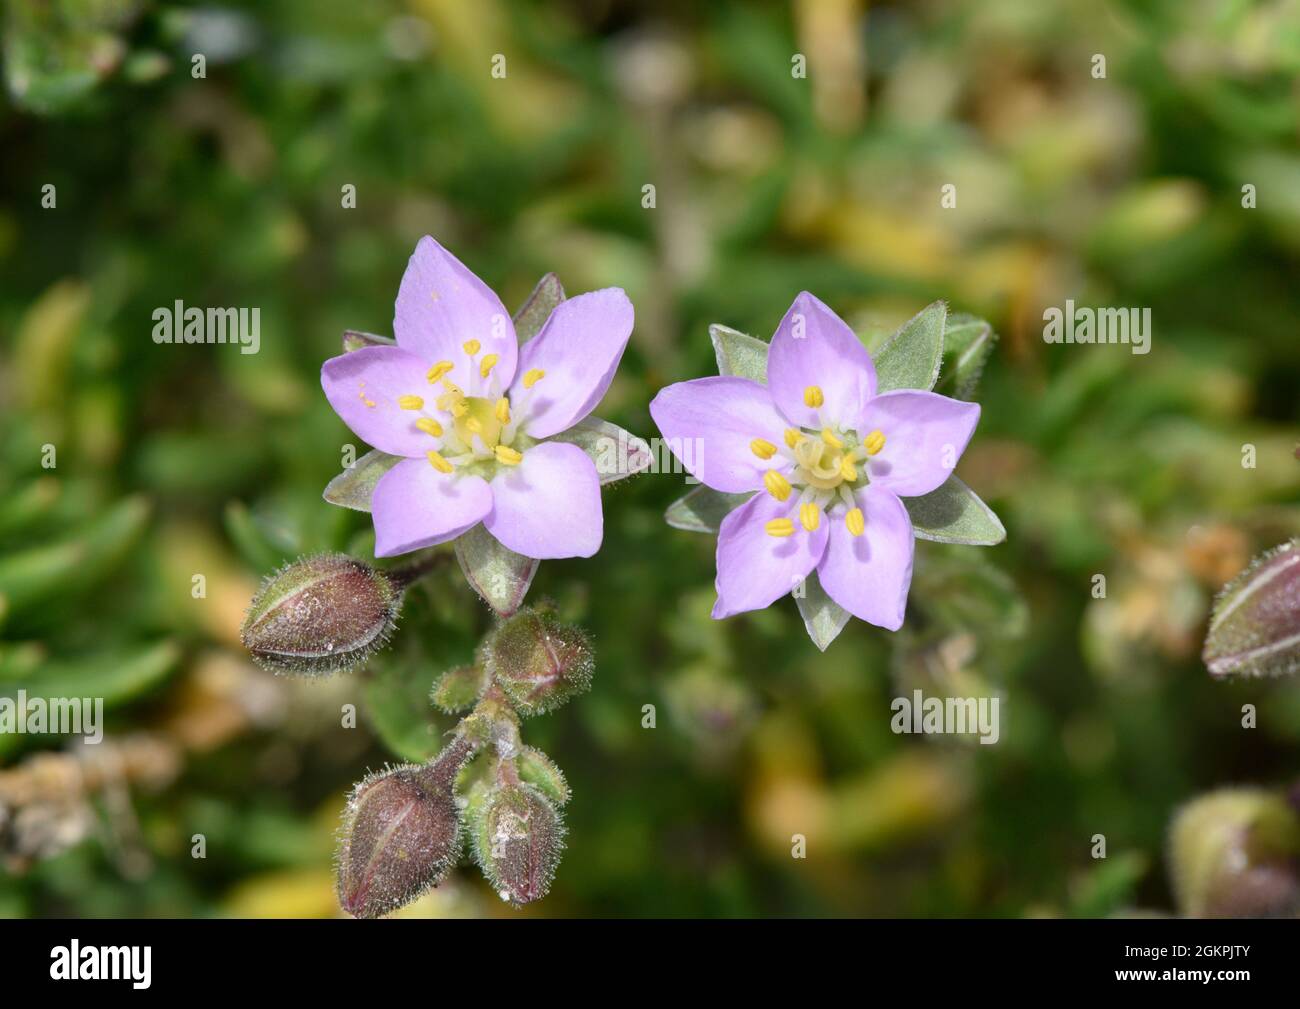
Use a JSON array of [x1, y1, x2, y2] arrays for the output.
[[713, 493, 828, 619], [371, 458, 492, 558], [321, 346, 448, 458], [859, 390, 980, 497], [817, 484, 914, 631], [511, 289, 634, 439], [649, 377, 792, 494], [766, 291, 876, 428], [484, 441, 602, 559]]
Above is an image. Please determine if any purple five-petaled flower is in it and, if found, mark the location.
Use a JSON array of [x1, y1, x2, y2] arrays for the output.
[[322, 237, 634, 560], [650, 292, 981, 630]]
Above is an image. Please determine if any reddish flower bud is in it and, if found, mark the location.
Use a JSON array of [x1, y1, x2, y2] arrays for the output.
[[483, 608, 593, 716], [1204, 540, 1300, 678], [471, 780, 565, 907]]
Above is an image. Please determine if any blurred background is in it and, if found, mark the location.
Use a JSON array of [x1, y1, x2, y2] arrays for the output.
[[2, 0, 1299, 918]]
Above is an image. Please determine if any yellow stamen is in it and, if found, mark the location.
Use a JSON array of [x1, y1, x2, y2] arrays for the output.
[[494, 445, 523, 466], [799, 502, 821, 532], [426, 360, 454, 383], [803, 385, 824, 408], [750, 438, 777, 460], [839, 456, 857, 482], [479, 353, 499, 378], [416, 417, 443, 437], [495, 397, 511, 424], [426, 450, 453, 474], [765, 518, 795, 538], [440, 379, 463, 396], [462, 339, 481, 356], [845, 507, 865, 537], [450, 401, 467, 418], [523, 368, 545, 389], [821, 426, 843, 449], [864, 429, 886, 456], [398, 394, 424, 411], [763, 470, 792, 502], [784, 428, 804, 448]]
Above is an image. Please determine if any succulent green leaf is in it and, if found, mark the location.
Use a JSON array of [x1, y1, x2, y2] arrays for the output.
[[512, 273, 565, 343], [517, 746, 571, 806], [665, 485, 751, 534], [430, 664, 489, 714], [454, 523, 539, 618], [936, 312, 997, 400], [342, 329, 396, 352], [709, 323, 770, 383], [550, 415, 652, 485], [794, 571, 852, 652], [323, 449, 403, 512], [873, 301, 946, 393], [904, 476, 1006, 546]]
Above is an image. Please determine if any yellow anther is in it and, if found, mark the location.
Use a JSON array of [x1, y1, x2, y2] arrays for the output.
[[494, 445, 523, 466], [479, 353, 499, 378], [839, 456, 857, 482], [750, 438, 777, 460], [803, 385, 824, 408], [864, 429, 886, 456], [495, 397, 511, 424], [821, 427, 843, 449], [845, 507, 865, 537], [426, 450, 454, 474], [440, 379, 463, 396], [426, 360, 454, 383], [450, 401, 467, 418], [784, 428, 804, 448], [416, 417, 443, 437], [523, 368, 545, 389], [763, 470, 792, 502], [765, 518, 795, 538], [466, 417, 483, 434], [462, 339, 481, 356], [398, 394, 424, 411], [799, 502, 821, 532]]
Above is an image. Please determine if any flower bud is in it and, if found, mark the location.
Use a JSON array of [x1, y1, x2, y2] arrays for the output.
[[471, 780, 565, 906], [1203, 540, 1300, 678], [241, 553, 401, 676], [1168, 787, 1300, 918], [483, 608, 593, 716], [336, 735, 475, 918]]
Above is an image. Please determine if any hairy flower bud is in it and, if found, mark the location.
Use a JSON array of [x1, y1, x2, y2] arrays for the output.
[[1204, 540, 1300, 678], [336, 735, 476, 918], [471, 780, 565, 906], [483, 608, 594, 716], [241, 553, 401, 675], [1168, 787, 1300, 918]]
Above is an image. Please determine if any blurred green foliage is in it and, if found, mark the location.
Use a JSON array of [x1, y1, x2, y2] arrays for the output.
[[1, 0, 1299, 917]]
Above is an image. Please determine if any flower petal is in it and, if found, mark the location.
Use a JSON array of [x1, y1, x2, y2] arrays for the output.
[[484, 441, 603, 559], [766, 291, 876, 428], [512, 288, 634, 439], [649, 376, 792, 494], [371, 458, 492, 557], [859, 390, 980, 497], [712, 493, 828, 619], [321, 346, 448, 458], [393, 236, 518, 395], [817, 484, 914, 631]]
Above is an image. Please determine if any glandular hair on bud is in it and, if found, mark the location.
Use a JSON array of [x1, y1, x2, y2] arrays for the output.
[[336, 735, 476, 919], [471, 781, 565, 907], [241, 553, 401, 676], [1204, 539, 1300, 678], [1168, 787, 1300, 918], [483, 608, 594, 716]]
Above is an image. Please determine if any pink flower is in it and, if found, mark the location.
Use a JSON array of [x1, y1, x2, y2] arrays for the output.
[[650, 292, 981, 630], [322, 237, 634, 560]]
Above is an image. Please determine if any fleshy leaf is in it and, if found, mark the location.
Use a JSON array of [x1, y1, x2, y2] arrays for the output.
[[323, 449, 403, 512], [454, 523, 539, 617], [794, 571, 852, 651], [1203, 540, 1300, 678], [549, 416, 652, 485], [904, 476, 1006, 546], [873, 301, 946, 393], [430, 664, 489, 713], [935, 313, 996, 400], [665, 486, 751, 534], [709, 323, 769, 383], [342, 329, 396, 352], [512, 273, 565, 343], [517, 746, 571, 806]]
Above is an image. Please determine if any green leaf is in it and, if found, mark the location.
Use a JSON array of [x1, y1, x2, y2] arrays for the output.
[[454, 523, 539, 617], [224, 500, 294, 571], [549, 416, 652, 485], [665, 485, 750, 534], [873, 301, 946, 393], [2, 640, 180, 707], [904, 476, 1006, 546], [430, 664, 488, 713], [342, 329, 395, 352], [513, 273, 565, 343], [794, 571, 852, 651], [363, 657, 444, 762], [323, 449, 403, 512], [936, 313, 997, 400], [709, 324, 769, 382], [518, 746, 571, 806]]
